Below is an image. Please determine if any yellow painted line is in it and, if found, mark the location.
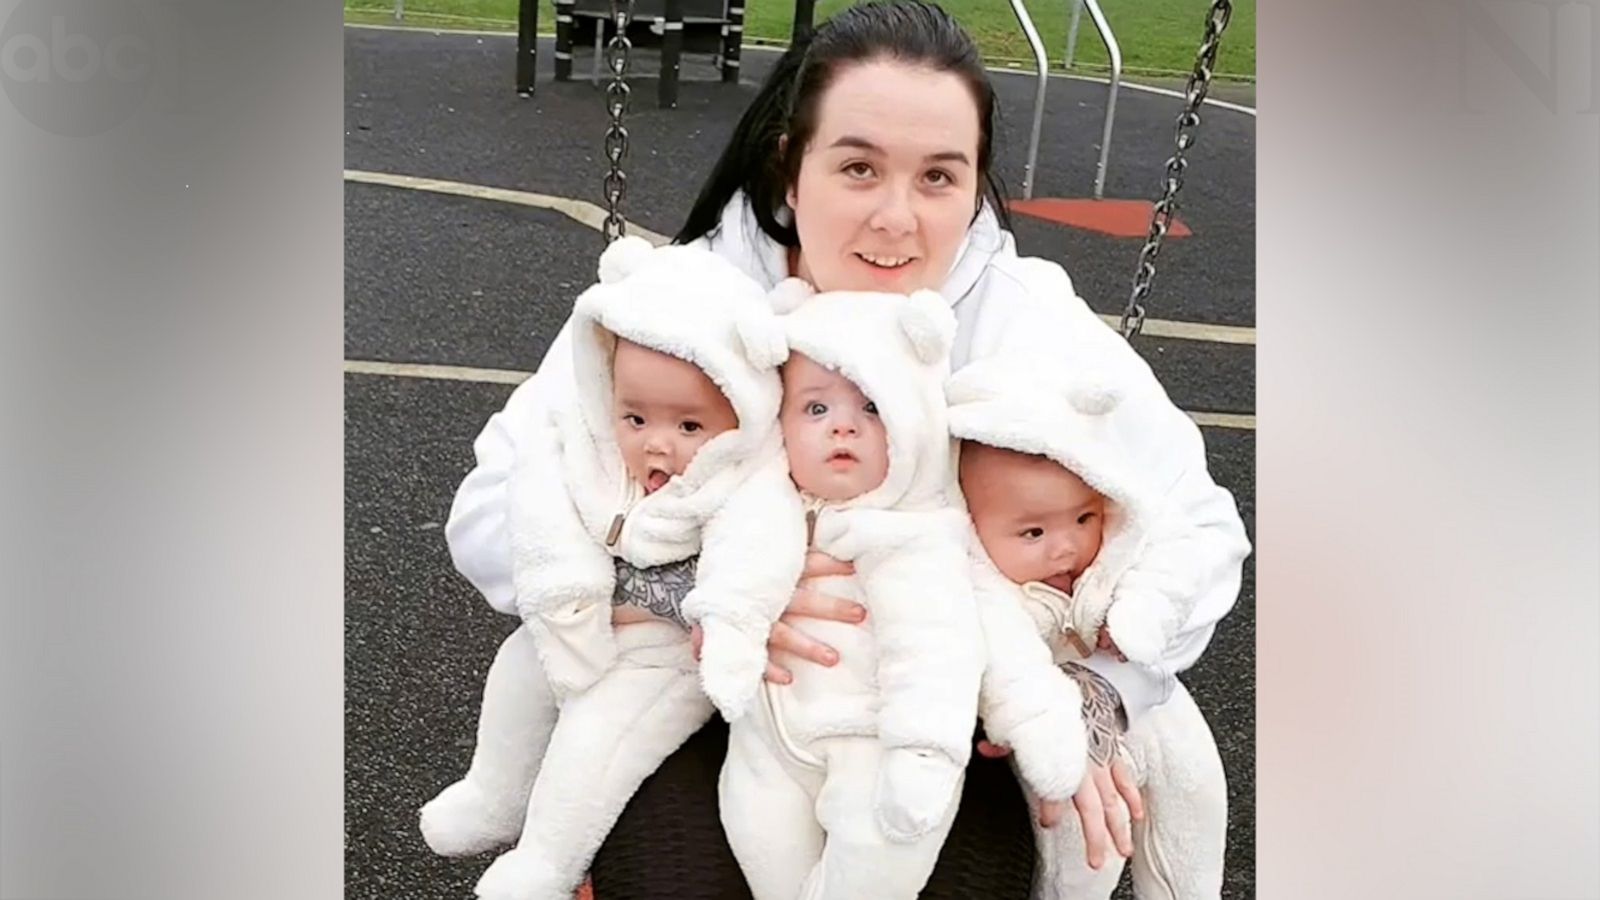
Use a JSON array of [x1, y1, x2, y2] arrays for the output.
[[1187, 411, 1255, 430], [345, 360, 1254, 430], [347, 170, 1254, 346], [1096, 315, 1254, 345], [344, 170, 670, 246], [344, 359, 531, 385]]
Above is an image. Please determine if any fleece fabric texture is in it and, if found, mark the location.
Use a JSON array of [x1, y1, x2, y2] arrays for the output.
[[966, 541, 1088, 805], [1028, 680, 1227, 900], [721, 719, 959, 900], [446, 191, 1250, 727], [945, 340, 1232, 899], [948, 342, 1203, 672], [720, 286, 984, 900], [511, 236, 803, 698], [474, 622, 713, 900], [422, 239, 804, 897]]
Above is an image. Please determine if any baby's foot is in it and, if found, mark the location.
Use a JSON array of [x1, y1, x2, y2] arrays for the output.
[[874, 748, 962, 842], [418, 779, 522, 857], [475, 847, 575, 900]]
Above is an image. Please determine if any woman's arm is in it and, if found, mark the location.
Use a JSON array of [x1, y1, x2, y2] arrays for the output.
[[505, 416, 620, 697], [1058, 663, 1146, 868], [445, 320, 577, 614], [977, 264, 1252, 724], [985, 660, 1146, 869], [1075, 385, 1250, 725]]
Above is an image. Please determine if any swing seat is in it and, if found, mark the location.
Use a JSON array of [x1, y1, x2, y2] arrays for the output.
[[569, 0, 731, 23], [567, 9, 731, 65], [552, 0, 746, 108]]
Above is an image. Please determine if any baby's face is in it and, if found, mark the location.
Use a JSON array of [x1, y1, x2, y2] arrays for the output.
[[612, 338, 739, 494], [780, 354, 889, 502], [960, 442, 1106, 594]]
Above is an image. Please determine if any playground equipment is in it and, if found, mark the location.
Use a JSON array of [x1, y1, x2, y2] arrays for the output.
[[1011, 0, 1122, 201], [517, 0, 744, 107]]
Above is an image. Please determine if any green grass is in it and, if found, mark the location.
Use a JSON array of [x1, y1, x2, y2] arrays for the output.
[[347, 0, 1254, 79]]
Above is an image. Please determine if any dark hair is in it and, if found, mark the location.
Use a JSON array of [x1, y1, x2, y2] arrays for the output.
[[674, 0, 1010, 246]]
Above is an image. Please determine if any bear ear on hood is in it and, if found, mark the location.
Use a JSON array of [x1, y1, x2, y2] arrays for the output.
[[597, 235, 659, 285], [768, 277, 815, 315], [735, 311, 788, 370], [897, 290, 957, 366]]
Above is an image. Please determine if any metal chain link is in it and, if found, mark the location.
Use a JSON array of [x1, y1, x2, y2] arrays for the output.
[[601, 0, 635, 243], [1120, 0, 1232, 340]]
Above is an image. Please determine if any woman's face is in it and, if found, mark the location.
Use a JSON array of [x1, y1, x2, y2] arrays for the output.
[[787, 59, 982, 294]]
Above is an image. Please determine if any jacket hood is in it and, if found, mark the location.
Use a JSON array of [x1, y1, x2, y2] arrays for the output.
[[568, 236, 787, 492], [772, 278, 957, 512], [946, 345, 1157, 638]]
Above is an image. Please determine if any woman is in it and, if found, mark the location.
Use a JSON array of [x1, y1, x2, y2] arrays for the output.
[[445, 2, 1248, 895]]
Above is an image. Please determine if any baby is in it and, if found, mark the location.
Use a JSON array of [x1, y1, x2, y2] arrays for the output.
[[948, 348, 1232, 900], [714, 283, 984, 900], [419, 237, 805, 900]]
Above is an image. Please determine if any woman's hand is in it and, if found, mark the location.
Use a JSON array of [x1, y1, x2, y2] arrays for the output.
[[978, 746, 1144, 871], [1057, 756, 1143, 869], [691, 550, 866, 683], [1060, 662, 1144, 867], [980, 661, 1146, 869]]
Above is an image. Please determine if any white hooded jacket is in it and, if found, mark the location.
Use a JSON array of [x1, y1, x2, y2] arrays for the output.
[[761, 280, 983, 842], [447, 193, 1250, 722], [950, 343, 1206, 665], [949, 337, 1230, 802], [507, 236, 805, 698], [768, 278, 979, 762]]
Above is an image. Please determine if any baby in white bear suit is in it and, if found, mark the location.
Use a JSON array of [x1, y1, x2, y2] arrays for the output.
[[950, 341, 1235, 900], [418, 237, 806, 900], [711, 282, 985, 900]]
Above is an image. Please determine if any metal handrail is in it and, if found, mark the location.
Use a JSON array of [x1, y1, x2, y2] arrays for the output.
[[1065, 0, 1082, 68], [1080, 0, 1121, 198], [1013, 0, 1123, 200], [1007, 0, 1050, 201]]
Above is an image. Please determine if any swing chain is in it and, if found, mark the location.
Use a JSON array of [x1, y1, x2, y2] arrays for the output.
[[1120, 0, 1232, 340], [602, 0, 635, 243]]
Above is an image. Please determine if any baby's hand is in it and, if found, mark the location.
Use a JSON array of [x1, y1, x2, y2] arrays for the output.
[[1095, 627, 1129, 663], [810, 509, 870, 562], [1103, 591, 1169, 666], [694, 619, 767, 721]]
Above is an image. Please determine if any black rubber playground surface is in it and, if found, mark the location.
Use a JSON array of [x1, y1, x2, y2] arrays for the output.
[[345, 22, 1256, 899]]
